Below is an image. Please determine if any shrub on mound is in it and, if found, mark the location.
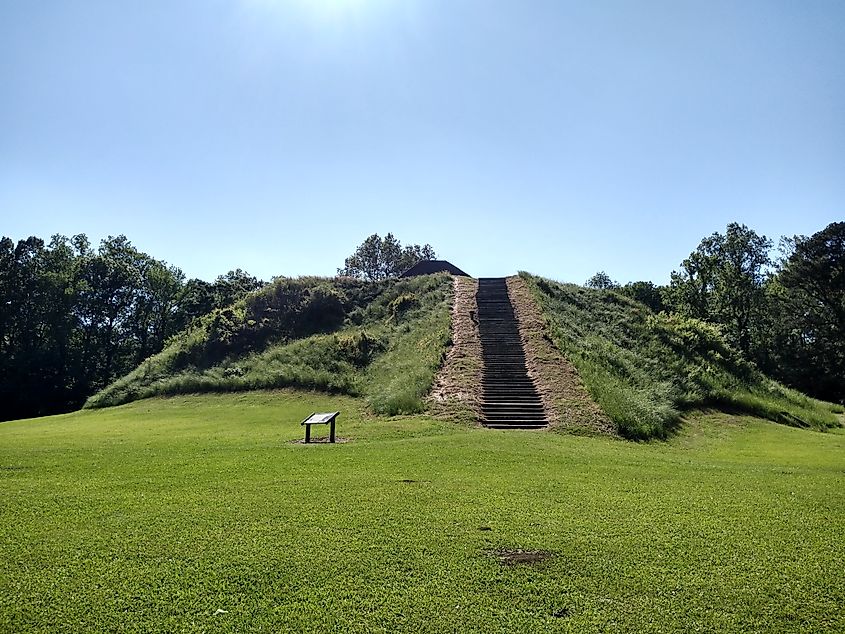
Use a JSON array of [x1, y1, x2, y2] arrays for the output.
[[521, 272, 840, 439], [86, 274, 452, 414]]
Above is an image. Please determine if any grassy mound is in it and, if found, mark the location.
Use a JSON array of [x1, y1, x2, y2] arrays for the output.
[[85, 274, 452, 415], [521, 273, 842, 439]]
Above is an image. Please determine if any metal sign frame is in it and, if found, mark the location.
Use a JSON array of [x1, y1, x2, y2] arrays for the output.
[[299, 411, 340, 443]]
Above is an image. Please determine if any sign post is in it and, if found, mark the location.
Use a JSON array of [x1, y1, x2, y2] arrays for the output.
[[299, 412, 340, 443]]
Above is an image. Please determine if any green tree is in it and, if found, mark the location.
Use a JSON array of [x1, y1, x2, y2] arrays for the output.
[[665, 245, 718, 320], [78, 236, 145, 387], [0, 235, 89, 419], [620, 281, 665, 312], [0, 237, 15, 359], [768, 222, 845, 402], [667, 223, 772, 356], [0, 236, 50, 419], [338, 233, 436, 280], [211, 269, 264, 307], [172, 279, 215, 331], [0, 232, 264, 421], [169, 271, 264, 335], [132, 260, 185, 363], [585, 271, 619, 289]]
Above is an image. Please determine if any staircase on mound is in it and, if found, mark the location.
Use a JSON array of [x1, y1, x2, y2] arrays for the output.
[[477, 278, 548, 430]]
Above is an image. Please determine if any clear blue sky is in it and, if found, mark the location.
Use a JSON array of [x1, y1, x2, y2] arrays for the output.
[[2, 0, 843, 284]]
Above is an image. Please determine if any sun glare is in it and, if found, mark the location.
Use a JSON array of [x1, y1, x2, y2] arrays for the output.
[[308, 0, 370, 10], [251, 0, 377, 21]]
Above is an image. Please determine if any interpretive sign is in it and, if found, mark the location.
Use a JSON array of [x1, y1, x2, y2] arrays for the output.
[[299, 411, 340, 443]]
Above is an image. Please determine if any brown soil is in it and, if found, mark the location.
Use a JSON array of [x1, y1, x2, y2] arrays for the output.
[[427, 276, 483, 424], [290, 437, 351, 445], [506, 276, 616, 436]]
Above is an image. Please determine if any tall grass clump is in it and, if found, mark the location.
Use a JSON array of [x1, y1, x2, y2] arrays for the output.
[[521, 273, 841, 439], [86, 274, 452, 413], [365, 305, 451, 415]]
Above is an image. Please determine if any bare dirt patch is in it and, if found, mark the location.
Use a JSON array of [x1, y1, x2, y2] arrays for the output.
[[485, 548, 554, 566], [427, 276, 483, 424], [289, 437, 351, 445], [506, 276, 615, 436]]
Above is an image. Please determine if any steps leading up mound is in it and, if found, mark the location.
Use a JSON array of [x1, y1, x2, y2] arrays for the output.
[[477, 278, 548, 430]]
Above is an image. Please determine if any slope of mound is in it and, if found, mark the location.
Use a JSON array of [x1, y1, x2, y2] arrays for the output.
[[85, 274, 452, 415], [520, 273, 842, 439], [507, 275, 615, 436]]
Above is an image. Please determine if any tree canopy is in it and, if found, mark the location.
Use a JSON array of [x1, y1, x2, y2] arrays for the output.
[[585, 271, 619, 289], [0, 234, 263, 421], [767, 222, 845, 402], [659, 221, 844, 403], [665, 223, 771, 356], [338, 233, 436, 281]]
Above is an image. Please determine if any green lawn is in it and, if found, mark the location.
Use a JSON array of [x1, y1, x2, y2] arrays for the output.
[[1, 392, 843, 633]]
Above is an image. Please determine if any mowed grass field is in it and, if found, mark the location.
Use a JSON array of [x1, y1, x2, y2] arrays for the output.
[[1, 392, 843, 633]]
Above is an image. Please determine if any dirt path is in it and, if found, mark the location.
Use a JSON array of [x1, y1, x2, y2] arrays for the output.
[[506, 276, 616, 436], [427, 276, 483, 423]]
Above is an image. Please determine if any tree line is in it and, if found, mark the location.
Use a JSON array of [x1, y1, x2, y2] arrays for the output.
[[0, 234, 263, 421], [2, 225, 841, 422], [587, 221, 845, 404], [0, 231, 434, 422]]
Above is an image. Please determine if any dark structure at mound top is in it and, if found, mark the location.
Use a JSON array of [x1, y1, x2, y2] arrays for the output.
[[401, 260, 470, 278]]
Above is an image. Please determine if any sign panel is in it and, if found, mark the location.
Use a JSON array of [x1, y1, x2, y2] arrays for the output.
[[303, 412, 339, 425]]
